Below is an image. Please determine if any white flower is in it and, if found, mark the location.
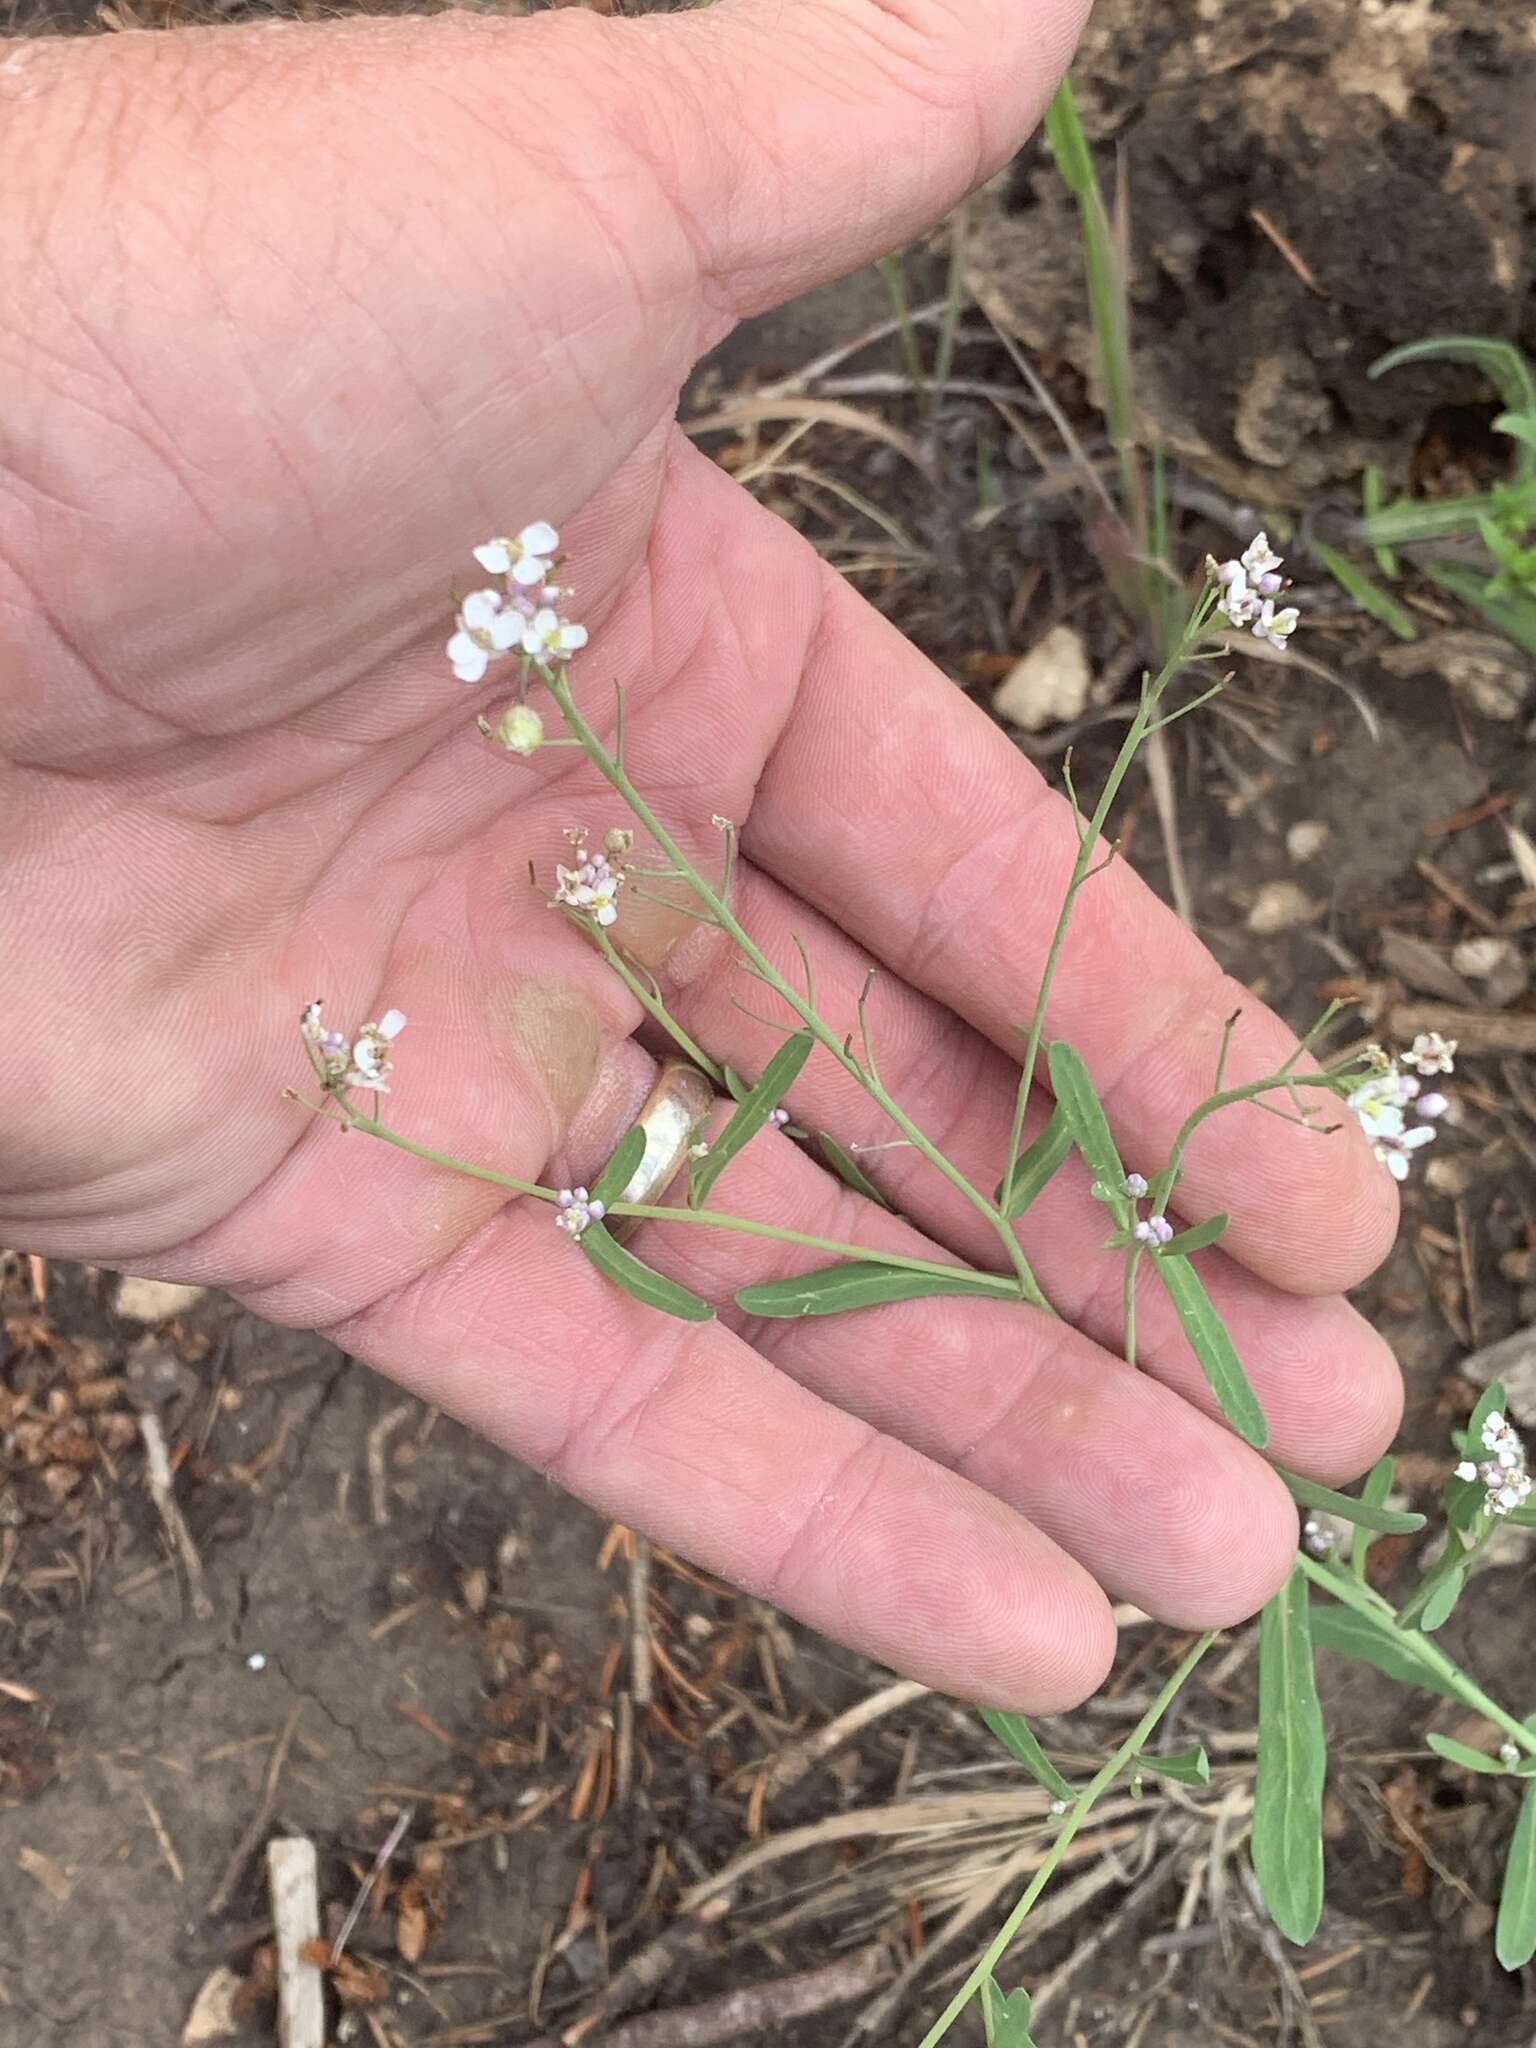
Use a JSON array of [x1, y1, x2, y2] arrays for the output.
[[473, 521, 560, 587], [344, 1009, 406, 1092], [1373, 1123, 1435, 1181], [1123, 1172, 1149, 1198], [1460, 1410, 1532, 1517], [448, 589, 522, 684], [1455, 1460, 1479, 1482], [494, 704, 545, 756], [1254, 599, 1300, 652], [1216, 568, 1263, 629], [1241, 532, 1284, 591], [1501, 1742, 1522, 1768], [522, 607, 589, 663], [1403, 1031, 1457, 1076], [555, 1186, 606, 1238], [553, 847, 624, 927]]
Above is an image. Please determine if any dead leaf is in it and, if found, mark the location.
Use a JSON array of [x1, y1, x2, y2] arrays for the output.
[[182, 1966, 243, 2045], [18, 1844, 74, 1903], [395, 1885, 428, 1964]]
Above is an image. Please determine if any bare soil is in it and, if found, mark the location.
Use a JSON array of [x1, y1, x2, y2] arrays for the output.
[[5, 0, 1536, 2043]]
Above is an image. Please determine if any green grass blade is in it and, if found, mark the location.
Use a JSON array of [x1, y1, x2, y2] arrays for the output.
[[1279, 1468, 1424, 1536], [690, 1031, 812, 1204], [1253, 1565, 1327, 1944], [978, 1708, 1074, 1802], [1152, 1252, 1268, 1448], [1361, 466, 1399, 578], [1312, 539, 1418, 640], [995, 1103, 1071, 1218], [736, 1261, 1017, 1318], [1423, 561, 1536, 658], [1497, 1778, 1536, 1969], [1371, 337, 1536, 483], [579, 1224, 715, 1323]]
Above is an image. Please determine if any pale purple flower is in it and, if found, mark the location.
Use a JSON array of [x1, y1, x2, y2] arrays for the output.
[[1134, 1215, 1174, 1247], [1123, 1172, 1149, 1199], [1241, 532, 1283, 585], [768, 1107, 791, 1129], [552, 843, 624, 927], [555, 1187, 606, 1238], [1216, 568, 1263, 630]]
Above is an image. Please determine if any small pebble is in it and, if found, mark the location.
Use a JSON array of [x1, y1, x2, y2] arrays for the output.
[[1285, 819, 1330, 864], [246, 1652, 267, 1673], [1246, 880, 1317, 935], [114, 1277, 206, 1324]]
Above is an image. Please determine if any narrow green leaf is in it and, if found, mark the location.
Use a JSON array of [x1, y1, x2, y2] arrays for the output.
[[1426, 1732, 1509, 1775], [1279, 1468, 1425, 1536], [1153, 1253, 1268, 1448], [1309, 1599, 1459, 1700], [1424, 561, 1536, 658], [816, 1132, 895, 1211], [1494, 410, 1536, 454], [1420, 1561, 1467, 1634], [1157, 1212, 1230, 1258], [978, 1708, 1074, 1803], [1253, 1566, 1327, 1945], [1362, 465, 1399, 578], [721, 1065, 751, 1103], [1136, 1745, 1211, 1786], [1497, 1780, 1536, 1969], [1046, 1042, 1130, 1225], [1462, 1381, 1509, 1451], [1310, 1597, 1466, 1695], [1312, 539, 1419, 641], [1372, 338, 1536, 483], [578, 1224, 715, 1323], [590, 1124, 648, 1209], [1351, 1456, 1396, 1580], [980, 1978, 1038, 2048], [1042, 75, 1094, 196], [995, 1104, 1071, 1218], [690, 1032, 813, 1205], [736, 1261, 1016, 1319]]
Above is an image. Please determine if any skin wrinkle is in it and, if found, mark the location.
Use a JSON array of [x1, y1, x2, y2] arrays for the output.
[[758, 1423, 890, 1607]]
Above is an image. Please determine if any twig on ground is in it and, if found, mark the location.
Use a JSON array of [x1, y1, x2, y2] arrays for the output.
[[136, 1407, 214, 1621], [1143, 725, 1195, 927], [266, 1836, 325, 2048], [627, 1535, 653, 1710], [332, 1806, 414, 1964], [207, 1704, 303, 1917], [367, 1402, 412, 1526], [553, 1945, 885, 2048], [1390, 1004, 1536, 1056], [746, 1678, 929, 1834]]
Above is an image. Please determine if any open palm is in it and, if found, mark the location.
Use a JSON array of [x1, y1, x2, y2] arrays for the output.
[[0, 0, 1401, 1708]]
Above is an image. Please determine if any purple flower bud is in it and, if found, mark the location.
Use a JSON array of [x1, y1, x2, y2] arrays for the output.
[[1256, 571, 1283, 596], [1417, 1092, 1449, 1119], [1123, 1172, 1149, 1199]]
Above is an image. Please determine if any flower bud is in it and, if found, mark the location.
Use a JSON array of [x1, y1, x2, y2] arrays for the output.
[[495, 704, 545, 755], [603, 827, 634, 858]]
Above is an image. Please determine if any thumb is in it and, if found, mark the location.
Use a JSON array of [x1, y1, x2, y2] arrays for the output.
[[621, 0, 1092, 319]]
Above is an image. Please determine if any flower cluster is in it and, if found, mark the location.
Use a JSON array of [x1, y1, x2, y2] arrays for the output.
[[1213, 534, 1300, 651], [1455, 1409, 1532, 1518], [1121, 1172, 1173, 1246], [552, 832, 626, 928], [301, 1001, 406, 1094], [1347, 1036, 1452, 1181], [555, 1187, 606, 1238], [447, 522, 587, 686]]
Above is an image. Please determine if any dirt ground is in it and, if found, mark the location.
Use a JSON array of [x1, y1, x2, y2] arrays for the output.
[[5, 0, 1536, 2043]]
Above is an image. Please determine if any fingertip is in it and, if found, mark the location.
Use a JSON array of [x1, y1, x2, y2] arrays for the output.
[[1140, 1453, 1298, 1630]]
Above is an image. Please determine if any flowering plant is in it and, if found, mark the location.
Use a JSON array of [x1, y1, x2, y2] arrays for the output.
[[282, 505, 1536, 2039]]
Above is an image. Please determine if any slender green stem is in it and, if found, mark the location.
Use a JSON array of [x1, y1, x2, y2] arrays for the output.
[[349, 1116, 1009, 1286], [1123, 1244, 1144, 1367], [545, 670, 1052, 1313], [1297, 1554, 1536, 1759], [877, 252, 928, 402], [918, 1630, 1217, 2047], [588, 926, 727, 1087], [607, 1202, 1020, 1289], [349, 1115, 553, 1199], [1155, 1070, 1347, 1205]]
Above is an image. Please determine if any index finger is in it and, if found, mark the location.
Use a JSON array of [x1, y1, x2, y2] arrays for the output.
[[744, 527, 1398, 1294]]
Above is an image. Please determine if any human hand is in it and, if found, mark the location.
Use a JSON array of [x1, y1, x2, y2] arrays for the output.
[[0, 0, 1401, 1709]]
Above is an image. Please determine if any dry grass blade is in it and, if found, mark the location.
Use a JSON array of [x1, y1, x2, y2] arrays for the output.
[[684, 397, 932, 479]]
